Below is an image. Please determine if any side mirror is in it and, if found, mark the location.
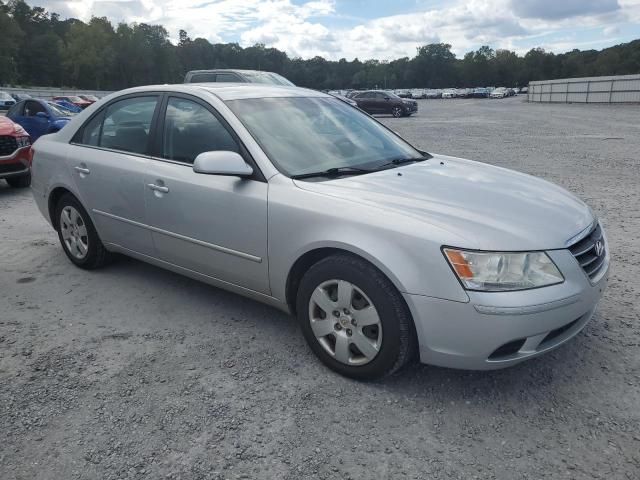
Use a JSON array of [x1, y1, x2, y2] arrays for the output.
[[36, 111, 49, 118], [384, 97, 390, 101], [193, 151, 253, 177]]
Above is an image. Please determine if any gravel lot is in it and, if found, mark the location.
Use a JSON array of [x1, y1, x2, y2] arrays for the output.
[[1, 97, 639, 480]]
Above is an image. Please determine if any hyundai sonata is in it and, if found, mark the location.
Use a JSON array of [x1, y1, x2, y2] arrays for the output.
[[30, 84, 609, 379]]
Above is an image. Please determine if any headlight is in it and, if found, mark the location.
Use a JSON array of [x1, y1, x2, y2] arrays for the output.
[[443, 248, 564, 291]]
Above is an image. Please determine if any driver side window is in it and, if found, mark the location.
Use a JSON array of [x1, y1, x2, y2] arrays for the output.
[[161, 97, 239, 164], [25, 101, 46, 117]]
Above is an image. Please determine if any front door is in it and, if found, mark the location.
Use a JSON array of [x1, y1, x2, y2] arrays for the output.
[[67, 94, 160, 256], [17, 100, 50, 140], [144, 95, 270, 294]]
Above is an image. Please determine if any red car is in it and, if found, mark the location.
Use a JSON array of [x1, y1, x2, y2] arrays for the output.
[[52, 95, 92, 110], [79, 94, 100, 104], [0, 116, 32, 188]]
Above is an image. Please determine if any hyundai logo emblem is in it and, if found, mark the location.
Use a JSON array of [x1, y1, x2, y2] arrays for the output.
[[595, 240, 604, 257]]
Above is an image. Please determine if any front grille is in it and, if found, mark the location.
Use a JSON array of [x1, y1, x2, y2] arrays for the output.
[[568, 223, 606, 280], [0, 136, 18, 156]]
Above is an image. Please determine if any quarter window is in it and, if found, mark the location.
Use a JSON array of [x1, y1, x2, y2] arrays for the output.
[[161, 97, 239, 164], [215, 73, 240, 82], [189, 73, 216, 83], [99, 96, 158, 154], [80, 111, 105, 146]]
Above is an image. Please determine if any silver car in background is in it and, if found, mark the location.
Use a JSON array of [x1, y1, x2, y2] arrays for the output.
[[30, 84, 609, 379]]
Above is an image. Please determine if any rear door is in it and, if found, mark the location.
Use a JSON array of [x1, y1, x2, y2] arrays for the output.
[[355, 92, 375, 113], [68, 94, 160, 256], [143, 94, 270, 293]]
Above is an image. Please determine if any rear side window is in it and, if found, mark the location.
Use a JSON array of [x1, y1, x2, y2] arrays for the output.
[[99, 96, 158, 154], [215, 73, 240, 82], [7, 103, 23, 117], [161, 97, 239, 164], [189, 73, 217, 83]]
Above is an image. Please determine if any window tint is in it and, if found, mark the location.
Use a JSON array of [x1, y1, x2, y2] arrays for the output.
[[162, 97, 239, 164], [189, 73, 217, 83], [25, 101, 46, 117], [215, 73, 240, 82], [99, 96, 158, 154], [79, 111, 105, 146], [375, 92, 387, 99]]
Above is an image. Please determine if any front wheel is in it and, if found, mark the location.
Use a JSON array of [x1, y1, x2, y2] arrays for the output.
[[391, 106, 404, 118], [296, 254, 416, 380]]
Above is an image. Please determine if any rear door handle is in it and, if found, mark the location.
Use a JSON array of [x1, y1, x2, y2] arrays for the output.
[[147, 183, 169, 193], [74, 166, 90, 175]]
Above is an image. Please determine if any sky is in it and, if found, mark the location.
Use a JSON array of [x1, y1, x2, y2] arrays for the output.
[[38, 0, 640, 60]]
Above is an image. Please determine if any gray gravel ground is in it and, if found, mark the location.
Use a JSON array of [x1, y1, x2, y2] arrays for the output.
[[1, 97, 639, 480]]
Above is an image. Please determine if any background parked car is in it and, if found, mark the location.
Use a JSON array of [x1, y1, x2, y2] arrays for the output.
[[0, 115, 32, 188], [490, 87, 509, 98], [53, 99, 83, 113], [0, 91, 16, 110], [7, 99, 75, 141], [10, 93, 32, 102], [52, 95, 92, 110], [328, 92, 358, 107], [442, 89, 457, 99], [411, 89, 427, 99], [79, 94, 100, 104], [353, 90, 417, 117], [184, 69, 295, 86], [473, 87, 489, 98], [395, 89, 413, 98]]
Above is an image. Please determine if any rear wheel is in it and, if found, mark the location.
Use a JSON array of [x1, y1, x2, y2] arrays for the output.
[[296, 254, 416, 379], [6, 173, 31, 188], [55, 193, 111, 269]]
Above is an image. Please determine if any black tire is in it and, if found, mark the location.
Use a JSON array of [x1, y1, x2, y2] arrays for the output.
[[296, 253, 416, 380], [54, 193, 111, 269], [391, 106, 404, 118], [6, 172, 31, 188]]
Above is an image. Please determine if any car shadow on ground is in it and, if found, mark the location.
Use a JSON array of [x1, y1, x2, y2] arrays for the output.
[[103, 253, 609, 403]]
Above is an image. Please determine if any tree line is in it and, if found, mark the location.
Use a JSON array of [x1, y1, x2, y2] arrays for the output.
[[2, 0, 640, 91]]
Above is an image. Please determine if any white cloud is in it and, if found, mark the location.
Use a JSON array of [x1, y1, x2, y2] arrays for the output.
[[35, 0, 640, 60]]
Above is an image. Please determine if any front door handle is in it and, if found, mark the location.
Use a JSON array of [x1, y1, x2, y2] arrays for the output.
[[74, 166, 90, 175], [147, 183, 169, 194]]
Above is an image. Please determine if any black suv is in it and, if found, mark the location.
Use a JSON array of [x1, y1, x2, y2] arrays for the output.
[[184, 69, 295, 86], [352, 90, 417, 118]]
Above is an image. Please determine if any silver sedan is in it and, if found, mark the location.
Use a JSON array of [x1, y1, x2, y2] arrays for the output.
[[30, 84, 609, 379]]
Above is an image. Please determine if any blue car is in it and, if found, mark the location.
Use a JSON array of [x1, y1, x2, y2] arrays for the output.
[[53, 100, 83, 113], [6, 99, 75, 141]]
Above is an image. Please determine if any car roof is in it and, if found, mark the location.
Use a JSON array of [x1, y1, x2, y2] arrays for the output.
[[104, 83, 328, 102]]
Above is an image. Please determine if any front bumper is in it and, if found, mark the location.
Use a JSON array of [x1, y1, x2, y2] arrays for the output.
[[0, 146, 31, 179], [404, 247, 609, 370]]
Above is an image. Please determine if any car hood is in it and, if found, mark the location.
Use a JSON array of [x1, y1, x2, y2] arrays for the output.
[[0, 116, 26, 136], [293, 154, 594, 251]]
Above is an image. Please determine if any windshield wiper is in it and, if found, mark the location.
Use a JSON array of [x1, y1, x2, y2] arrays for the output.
[[371, 155, 431, 171], [290, 166, 372, 180]]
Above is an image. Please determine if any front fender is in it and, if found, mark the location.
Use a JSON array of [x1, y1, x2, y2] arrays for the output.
[[267, 176, 470, 304]]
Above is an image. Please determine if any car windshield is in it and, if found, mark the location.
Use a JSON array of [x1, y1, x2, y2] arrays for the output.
[[47, 102, 74, 116], [83, 95, 99, 101], [65, 96, 84, 102], [241, 71, 295, 86], [226, 96, 424, 178], [0, 92, 13, 100]]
